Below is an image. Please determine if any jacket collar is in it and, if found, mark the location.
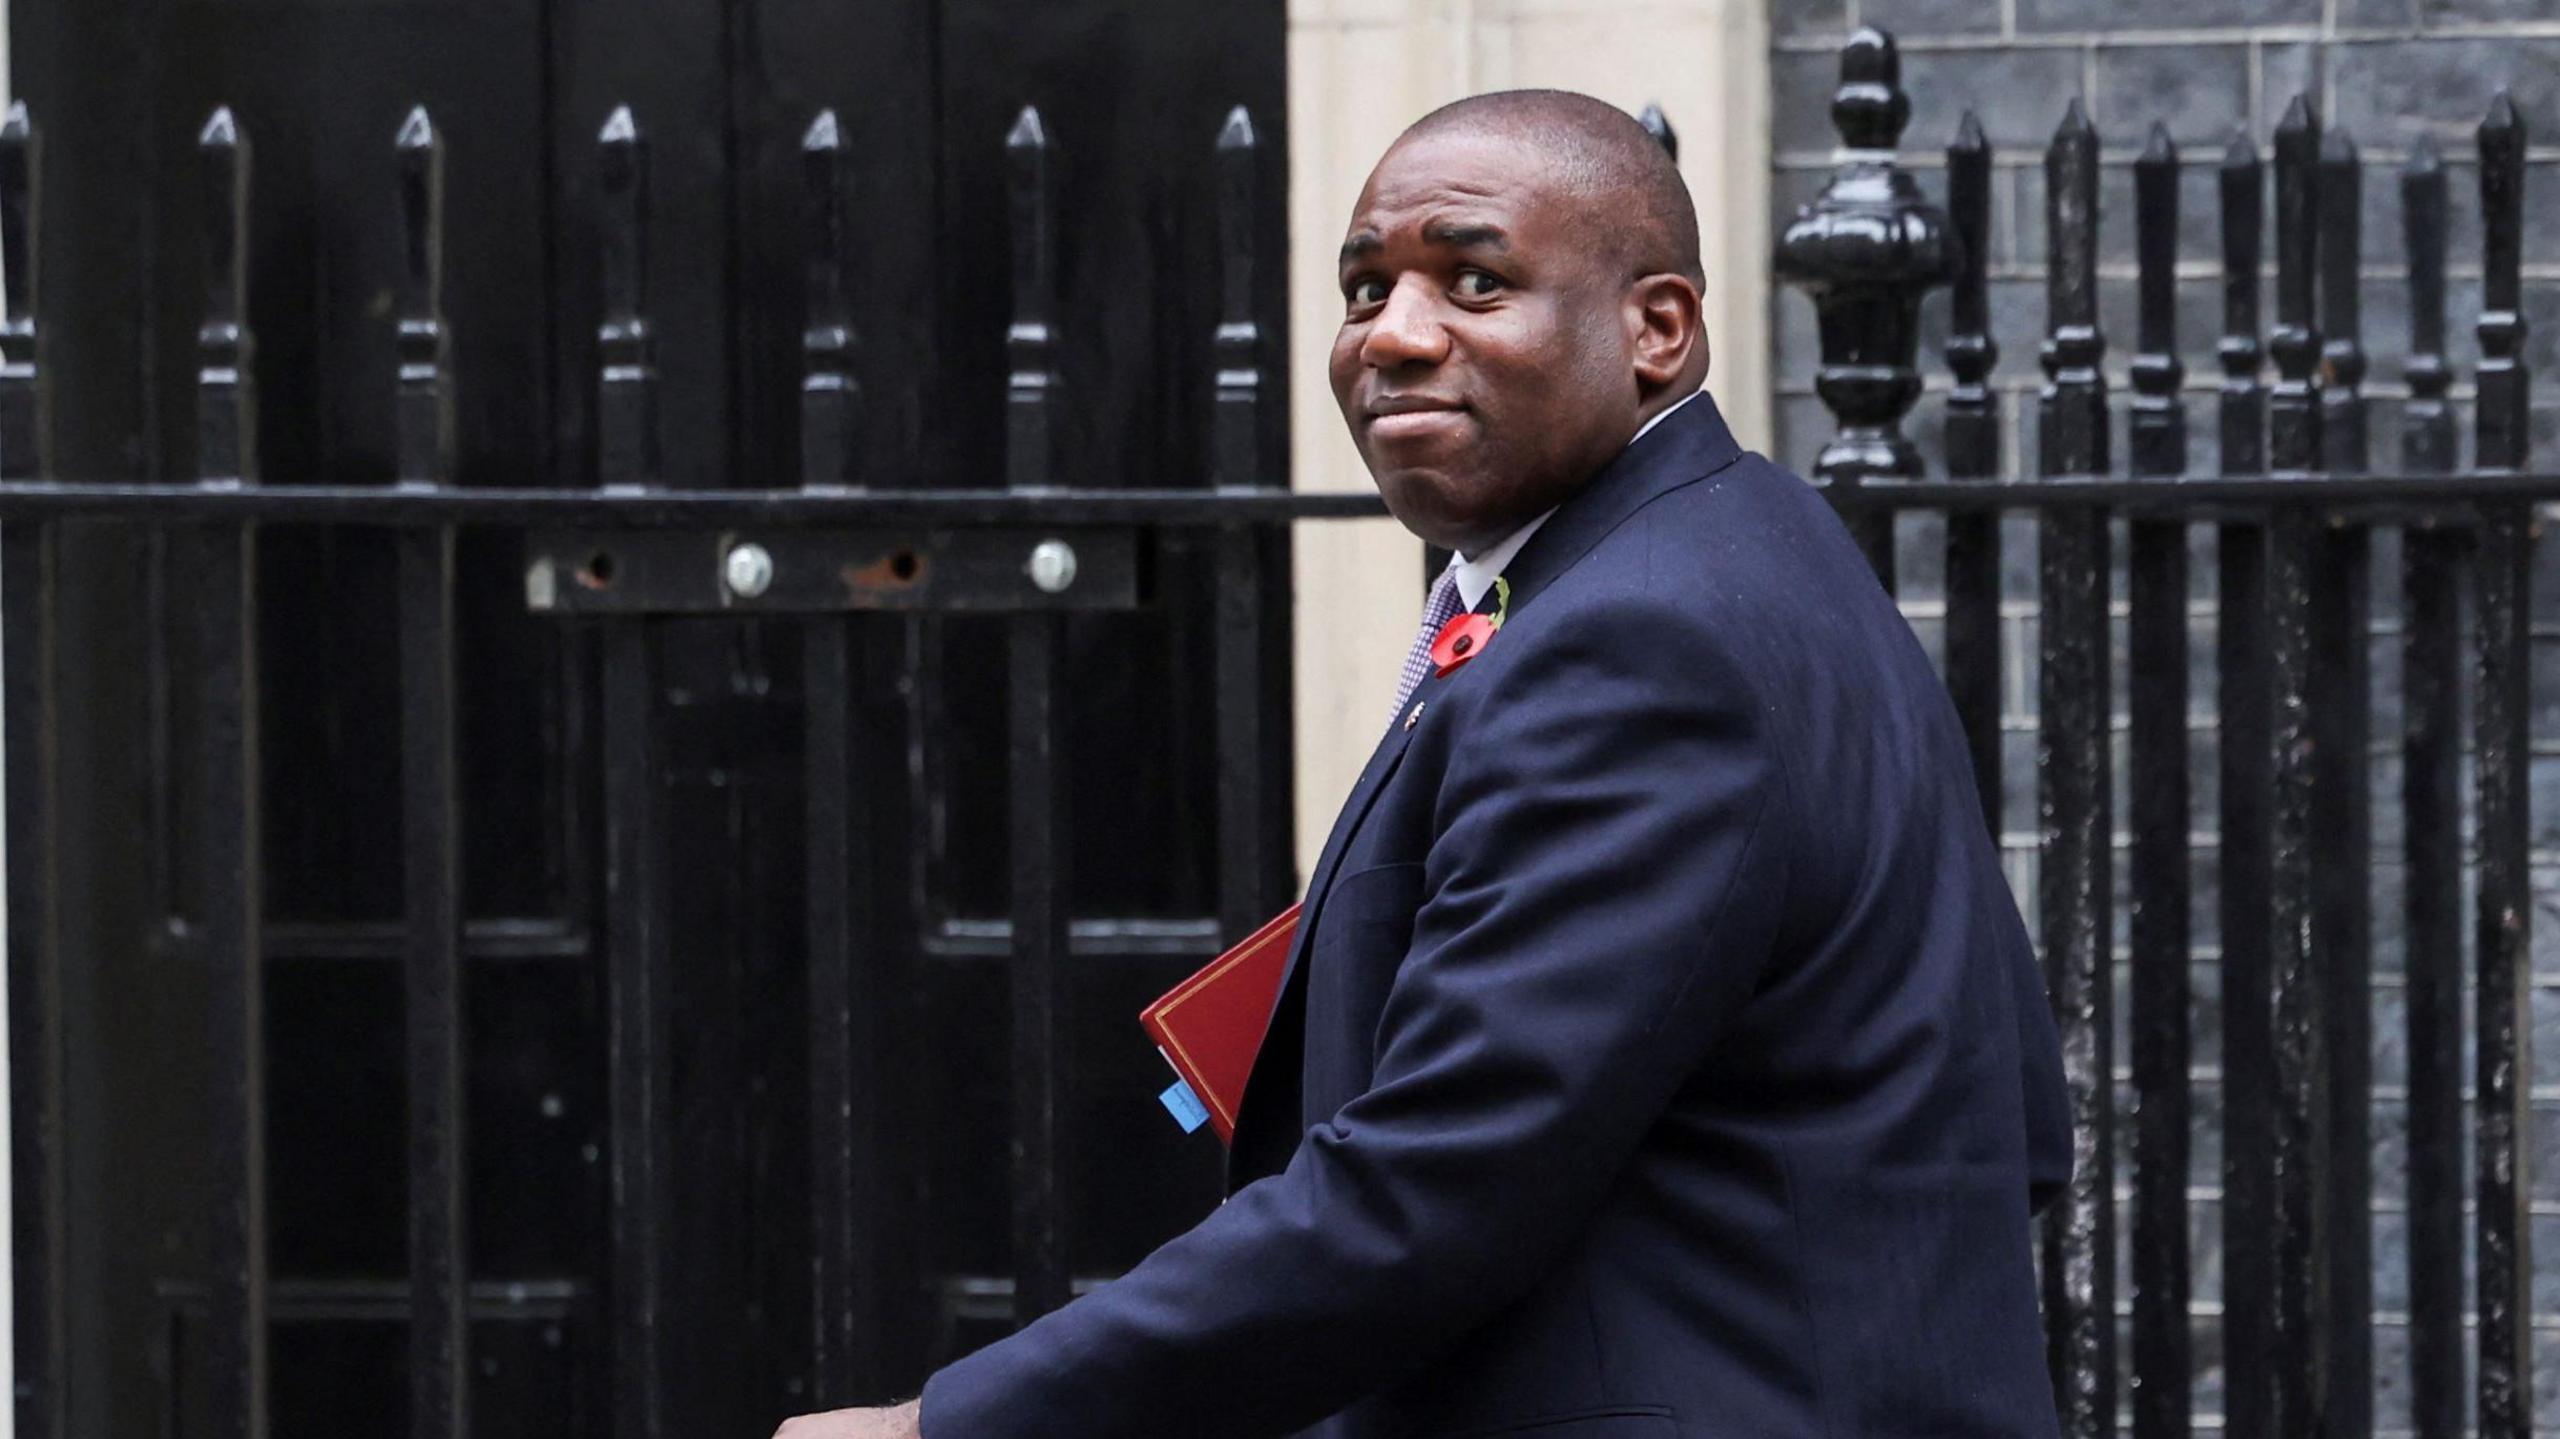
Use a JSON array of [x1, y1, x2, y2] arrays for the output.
[[1488, 387, 1744, 618], [1222, 389, 1745, 1188]]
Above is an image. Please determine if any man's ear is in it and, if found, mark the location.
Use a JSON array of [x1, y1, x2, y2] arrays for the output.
[[1626, 273, 1706, 390]]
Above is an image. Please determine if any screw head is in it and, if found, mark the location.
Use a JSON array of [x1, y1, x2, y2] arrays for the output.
[[724, 541, 775, 599], [1027, 538, 1078, 594]]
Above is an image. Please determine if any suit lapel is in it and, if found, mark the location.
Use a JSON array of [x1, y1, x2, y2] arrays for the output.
[[1225, 611, 1473, 1186], [1491, 389, 1745, 619], [1222, 392, 1747, 1185], [1275, 699, 1418, 999]]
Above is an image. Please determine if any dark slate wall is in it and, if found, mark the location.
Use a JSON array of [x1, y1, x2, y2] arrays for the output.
[[1768, 3, 2560, 1435]]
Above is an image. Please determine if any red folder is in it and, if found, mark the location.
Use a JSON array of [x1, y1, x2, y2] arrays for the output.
[[1140, 902, 1300, 1144]]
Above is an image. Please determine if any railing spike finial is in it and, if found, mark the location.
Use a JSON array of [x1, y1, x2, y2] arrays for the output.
[[1943, 108, 1998, 482], [1772, 25, 1951, 582], [1831, 26, 1910, 152], [1939, 106, 2003, 830], [396, 103, 434, 151], [800, 107, 861, 492], [394, 104, 452, 491], [1212, 105, 1263, 493], [2038, 91, 2106, 477], [597, 104, 658, 490], [0, 97, 47, 483], [804, 107, 840, 153], [2266, 94, 2323, 475], [1005, 105, 1061, 495], [2317, 124, 2366, 474], [2218, 125, 2265, 478], [1218, 103, 1255, 152], [1637, 101, 1677, 162], [2476, 89, 2527, 473], [2129, 122, 2183, 481], [198, 105, 256, 489], [1006, 104, 1048, 153]]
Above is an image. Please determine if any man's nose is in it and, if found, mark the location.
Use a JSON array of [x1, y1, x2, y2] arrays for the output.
[[1359, 276, 1450, 369]]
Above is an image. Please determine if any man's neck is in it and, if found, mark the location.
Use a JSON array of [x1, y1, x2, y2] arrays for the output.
[[1451, 387, 1706, 571], [1627, 386, 1704, 451]]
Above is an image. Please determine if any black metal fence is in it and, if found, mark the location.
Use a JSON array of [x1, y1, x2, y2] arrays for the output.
[[0, 94, 1349, 1438], [1774, 27, 2543, 1439], [1, 20, 2552, 1439]]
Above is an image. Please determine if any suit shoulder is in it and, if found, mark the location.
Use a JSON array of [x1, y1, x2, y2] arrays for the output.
[[1565, 459, 1861, 629]]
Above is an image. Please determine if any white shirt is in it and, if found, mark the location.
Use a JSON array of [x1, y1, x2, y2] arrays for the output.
[[1444, 388, 1705, 609]]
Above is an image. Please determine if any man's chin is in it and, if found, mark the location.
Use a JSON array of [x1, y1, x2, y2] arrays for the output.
[[1371, 466, 1488, 553]]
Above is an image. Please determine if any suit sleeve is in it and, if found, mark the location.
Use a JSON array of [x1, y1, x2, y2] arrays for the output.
[[917, 592, 1791, 1439]]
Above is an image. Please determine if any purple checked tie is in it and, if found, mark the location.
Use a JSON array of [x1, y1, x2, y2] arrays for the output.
[[1389, 567, 1463, 728]]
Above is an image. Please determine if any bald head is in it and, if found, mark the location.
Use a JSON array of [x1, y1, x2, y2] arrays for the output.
[[1398, 90, 1702, 286], [1331, 90, 1713, 555]]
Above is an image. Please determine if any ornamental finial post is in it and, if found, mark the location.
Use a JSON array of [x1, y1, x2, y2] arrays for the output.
[[1773, 26, 1955, 578]]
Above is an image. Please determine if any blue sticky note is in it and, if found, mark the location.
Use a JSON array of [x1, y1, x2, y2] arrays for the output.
[[1159, 1079, 1211, 1134]]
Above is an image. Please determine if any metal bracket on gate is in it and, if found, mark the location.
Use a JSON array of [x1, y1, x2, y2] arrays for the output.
[[523, 526, 1143, 615]]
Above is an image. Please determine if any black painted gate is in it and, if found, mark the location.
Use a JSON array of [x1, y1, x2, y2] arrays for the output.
[[2, 1, 1316, 1434]]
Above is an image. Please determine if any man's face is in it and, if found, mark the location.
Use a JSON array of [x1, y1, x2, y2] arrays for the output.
[[1329, 130, 1642, 556]]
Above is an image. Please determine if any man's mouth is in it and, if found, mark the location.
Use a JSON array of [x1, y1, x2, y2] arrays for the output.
[[1365, 395, 1469, 443]]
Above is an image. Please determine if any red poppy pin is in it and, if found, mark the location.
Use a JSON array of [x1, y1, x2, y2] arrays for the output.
[[1430, 577, 1511, 678], [1431, 612, 1493, 677]]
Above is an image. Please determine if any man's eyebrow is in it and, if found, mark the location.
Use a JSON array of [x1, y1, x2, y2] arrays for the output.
[[1336, 221, 1512, 266], [1422, 221, 1508, 251]]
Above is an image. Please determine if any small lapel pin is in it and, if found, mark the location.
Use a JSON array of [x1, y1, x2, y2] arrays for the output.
[[1403, 700, 1426, 731], [1430, 612, 1496, 678]]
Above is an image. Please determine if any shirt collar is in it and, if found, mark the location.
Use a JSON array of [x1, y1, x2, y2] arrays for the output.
[[1443, 387, 1706, 610]]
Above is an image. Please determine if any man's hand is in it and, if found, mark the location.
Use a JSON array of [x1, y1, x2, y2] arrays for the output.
[[772, 1398, 923, 1439]]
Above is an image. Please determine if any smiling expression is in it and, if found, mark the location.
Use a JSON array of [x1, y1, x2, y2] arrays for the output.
[[1330, 129, 1664, 557]]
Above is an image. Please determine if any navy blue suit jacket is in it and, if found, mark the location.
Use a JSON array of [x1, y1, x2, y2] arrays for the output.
[[921, 394, 2072, 1438]]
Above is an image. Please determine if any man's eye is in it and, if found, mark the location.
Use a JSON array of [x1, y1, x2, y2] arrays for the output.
[[1454, 270, 1504, 299], [1346, 277, 1388, 308]]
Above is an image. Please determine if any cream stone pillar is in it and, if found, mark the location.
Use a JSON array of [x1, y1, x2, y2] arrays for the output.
[[1287, 0, 1772, 878]]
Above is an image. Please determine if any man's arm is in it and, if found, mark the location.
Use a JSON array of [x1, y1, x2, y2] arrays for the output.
[[920, 591, 1791, 1439]]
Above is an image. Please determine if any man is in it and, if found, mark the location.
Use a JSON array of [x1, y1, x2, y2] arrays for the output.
[[778, 90, 2070, 1439]]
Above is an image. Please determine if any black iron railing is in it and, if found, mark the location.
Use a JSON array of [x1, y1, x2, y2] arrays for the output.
[[2, 21, 2553, 1439], [0, 96, 1343, 1439], [1775, 27, 2544, 1439]]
